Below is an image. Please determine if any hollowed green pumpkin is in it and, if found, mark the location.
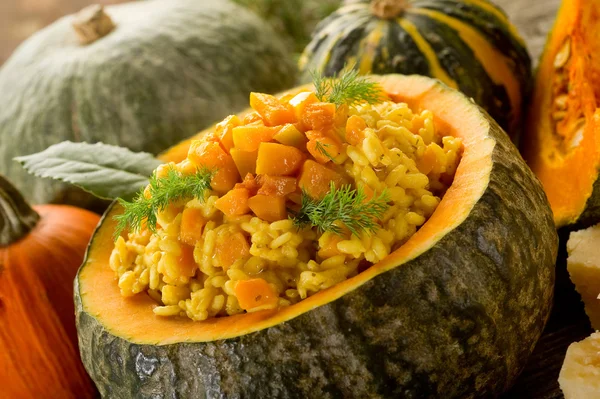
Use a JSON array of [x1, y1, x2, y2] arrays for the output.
[[299, 0, 531, 139], [75, 75, 557, 398], [0, 0, 296, 207]]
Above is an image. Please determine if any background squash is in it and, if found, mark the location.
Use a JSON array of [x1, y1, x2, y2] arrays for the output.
[[522, 0, 600, 229], [232, 0, 341, 54], [75, 75, 557, 398], [0, 175, 100, 398], [299, 0, 532, 139], [0, 0, 296, 208]]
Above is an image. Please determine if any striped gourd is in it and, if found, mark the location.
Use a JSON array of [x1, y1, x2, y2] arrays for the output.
[[299, 0, 531, 138]]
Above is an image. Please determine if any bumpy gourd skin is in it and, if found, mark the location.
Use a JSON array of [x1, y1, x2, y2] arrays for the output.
[[75, 95, 556, 398], [0, 0, 296, 207], [300, 0, 532, 140]]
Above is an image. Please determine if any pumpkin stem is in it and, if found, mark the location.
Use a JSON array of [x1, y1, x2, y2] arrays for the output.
[[72, 4, 115, 45], [370, 0, 409, 19], [0, 175, 40, 247]]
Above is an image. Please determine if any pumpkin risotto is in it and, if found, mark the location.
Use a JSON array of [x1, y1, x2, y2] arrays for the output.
[[110, 89, 462, 321]]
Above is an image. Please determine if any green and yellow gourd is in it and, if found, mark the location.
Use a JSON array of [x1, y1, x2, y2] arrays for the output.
[[75, 75, 557, 398], [0, 0, 296, 208], [299, 0, 531, 138]]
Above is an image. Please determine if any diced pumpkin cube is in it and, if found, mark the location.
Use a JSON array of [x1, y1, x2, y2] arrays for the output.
[[256, 142, 304, 176], [257, 175, 297, 197], [288, 91, 319, 121], [298, 160, 347, 199], [215, 188, 250, 217], [232, 124, 279, 152], [230, 148, 258, 178], [287, 191, 302, 205], [250, 92, 296, 126], [176, 244, 198, 278], [234, 278, 279, 311], [187, 140, 240, 192], [211, 161, 240, 194], [301, 102, 336, 132], [317, 232, 345, 259], [248, 194, 287, 222], [273, 124, 308, 149], [179, 208, 207, 246], [216, 232, 250, 269], [243, 111, 263, 124], [346, 115, 367, 145], [235, 173, 261, 196], [215, 115, 241, 151], [278, 93, 296, 103], [307, 137, 340, 164], [188, 140, 229, 169], [177, 159, 196, 175]]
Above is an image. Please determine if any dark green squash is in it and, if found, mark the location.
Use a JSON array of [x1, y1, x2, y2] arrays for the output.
[[75, 75, 557, 398], [0, 0, 296, 207], [299, 0, 531, 139]]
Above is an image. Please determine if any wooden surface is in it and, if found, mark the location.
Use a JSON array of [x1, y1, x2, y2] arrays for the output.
[[1, 1, 587, 398]]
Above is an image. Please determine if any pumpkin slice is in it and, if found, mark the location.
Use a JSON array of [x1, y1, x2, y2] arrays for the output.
[[522, 0, 600, 228], [76, 75, 557, 398]]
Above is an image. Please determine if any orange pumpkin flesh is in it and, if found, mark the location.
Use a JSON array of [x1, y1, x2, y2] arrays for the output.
[[80, 75, 498, 344], [523, 0, 600, 228], [0, 176, 99, 398]]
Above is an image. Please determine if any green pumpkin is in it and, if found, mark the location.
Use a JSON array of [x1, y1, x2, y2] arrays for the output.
[[299, 0, 531, 139], [75, 75, 557, 398], [0, 0, 296, 207]]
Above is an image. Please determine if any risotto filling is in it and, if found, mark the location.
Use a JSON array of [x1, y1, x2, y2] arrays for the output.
[[110, 88, 462, 321]]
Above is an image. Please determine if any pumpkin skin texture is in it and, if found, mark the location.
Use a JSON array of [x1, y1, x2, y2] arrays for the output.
[[0, 0, 296, 208], [522, 0, 600, 229], [75, 75, 557, 399], [299, 0, 531, 140], [0, 175, 99, 398]]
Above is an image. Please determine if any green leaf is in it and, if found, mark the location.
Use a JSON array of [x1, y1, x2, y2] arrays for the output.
[[14, 141, 162, 201]]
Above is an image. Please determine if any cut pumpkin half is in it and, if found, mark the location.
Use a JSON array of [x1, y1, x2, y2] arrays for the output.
[[523, 0, 600, 228], [76, 75, 557, 398]]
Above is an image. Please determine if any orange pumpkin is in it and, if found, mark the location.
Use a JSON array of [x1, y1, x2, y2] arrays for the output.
[[0, 175, 99, 398]]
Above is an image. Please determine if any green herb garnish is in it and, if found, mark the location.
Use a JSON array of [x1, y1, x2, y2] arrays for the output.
[[312, 67, 384, 107], [291, 182, 390, 236], [314, 141, 336, 162], [113, 166, 214, 239]]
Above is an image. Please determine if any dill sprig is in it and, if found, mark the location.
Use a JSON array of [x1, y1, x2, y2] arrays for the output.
[[291, 182, 390, 236], [113, 166, 214, 239], [314, 141, 336, 162], [312, 67, 384, 107]]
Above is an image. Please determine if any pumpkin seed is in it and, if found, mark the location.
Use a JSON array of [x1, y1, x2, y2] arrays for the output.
[[554, 94, 569, 111], [552, 111, 567, 122], [569, 119, 586, 149], [554, 38, 571, 69]]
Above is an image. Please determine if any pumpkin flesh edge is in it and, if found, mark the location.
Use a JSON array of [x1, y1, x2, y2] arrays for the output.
[[78, 75, 493, 344], [523, 0, 600, 228]]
